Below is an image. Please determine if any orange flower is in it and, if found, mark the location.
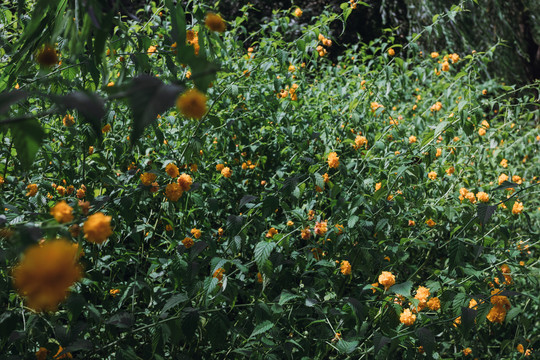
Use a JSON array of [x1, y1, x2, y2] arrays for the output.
[[50, 201, 74, 223], [399, 309, 416, 325], [191, 228, 202, 239], [221, 167, 232, 178], [101, 124, 111, 133], [427, 297, 441, 311], [486, 304, 507, 324], [428, 171, 437, 180], [473, 191, 488, 203], [216, 163, 225, 171], [205, 13, 226, 33], [166, 163, 180, 178], [12, 239, 82, 312], [462, 348, 472, 356], [182, 237, 194, 249], [314, 221, 328, 236], [426, 219, 436, 227], [140, 172, 157, 186], [266, 227, 278, 238], [431, 52, 439, 58], [110, 289, 121, 297], [408, 220, 416, 226], [165, 183, 183, 202], [512, 201, 524, 215], [26, 184, 38, 197], [83, 212, 113, 244], [177, 173, 193, 191], [498, 173, 508, 185], [301, 227, 311, 240], [388, 48, 395, 56], [176, 89, 207, 119], [294, 8, 303, 17], [378, 271, 395, 290], [340, 260, 351, 275], [327, 152, 339, 168], [409, 135, 417, 144], [62, 114, 75, 126]]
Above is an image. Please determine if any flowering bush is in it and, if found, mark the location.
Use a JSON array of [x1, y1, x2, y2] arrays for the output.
[[0, 0, 538, 359]]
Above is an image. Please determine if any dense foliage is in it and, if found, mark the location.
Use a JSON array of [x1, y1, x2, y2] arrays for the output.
[[0, 0, 539, 359]]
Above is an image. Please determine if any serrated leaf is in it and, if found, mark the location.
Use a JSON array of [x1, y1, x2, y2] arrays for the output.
[[181, 308, 199, 340], [254, 241, 275, 270], [461, 307, 476, 332], [477, 204, 497, 226], [416, 327, 435, 355], [250, 320, 274, 338], [373, 332, 391, 355], [0, 90, 28, 114], [239, 195, 257, 209], [50, 91, 105, 138], [389, 281, 412, 297], [262, 195, 279, 217], [335, 339, 358, 354], [420, 130, 434, 148], [10, 119, 45, 169], [491, 181, 519, 191], [106, 312, 134, 328], [161, 293, 188, 315], [279, 290, 300, 306], [128, 75, 183, 143]]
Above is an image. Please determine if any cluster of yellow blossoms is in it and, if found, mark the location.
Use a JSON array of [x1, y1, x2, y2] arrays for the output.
[[316, 33, 332, 57]]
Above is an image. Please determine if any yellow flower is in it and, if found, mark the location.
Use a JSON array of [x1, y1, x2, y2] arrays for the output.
[[512, 175, 522, 184], [498, 173, 509, 185], [88, 146, 94, 155], [176, 89, 208, 119], [165, 163, 180, 178], [478, 128, 486, 136], [83, 212, 112, 244], [409, 135, 417, 144], [205, 13, 226, 33], [500, 159, 508, 168], [12, 239, 82, 312], [165, 183, 183, 202], [140, 172, 157, 186], [191, 228, 201, 239], [450, 53, 460, 63], [216, 163, 225, 171], [426, 219, 436, 227], [408, 220, 416, 226], [101, 124, 111, 133], [56, 186, 66, 196], [435, 148, 442, 157], [50, 201, 74, 223], [221, 166, 232, 178], [0, 175, 4, 185], [430, 102, 442, 112], [26, 184, 38, 197], [512, 201, 524, 214], [446, 166, 455, 176], [287, 220, 294, 226], [378, 271, 395, 290], [294, 8, 303, 17], [476, 192, 489, 203], [431, 52, 439, 58], [399, 309, 416, 325], [462, 348, 472, 356], [340, 260, 351, 275], [327, 152, 339, 168], [428, 171, 437, 180], [388, 48, 395, 56], [177, 173, 193, 192], [182, 237, 194, 249]]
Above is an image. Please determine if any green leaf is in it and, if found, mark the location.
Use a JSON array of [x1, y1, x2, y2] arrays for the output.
[[491, 181, 519, 191], [477, 204, 497, 226], [161, 293, 188, 315], [389, 281, 412, 297], [373, 332, 391, 355], [254, 241, 275, 270], [416, 327, 435, 355], [181, 308, 199, 340], [279, 290, 300, 305], [250, 320, 274, 338], [420, 130, 434, 148], [127, 75, 183, 143], [0, 90, 28, 115], [262, 195, 279, 217], [297, 39, 305, 52], [461, 307, 476, 332], [50, 91, 105, 138], [10, 119, 45, 169], [335, 339, 358, 354]]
